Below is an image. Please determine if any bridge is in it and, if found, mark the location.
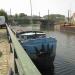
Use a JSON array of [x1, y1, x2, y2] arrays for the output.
[[0, 24, 41, 75]]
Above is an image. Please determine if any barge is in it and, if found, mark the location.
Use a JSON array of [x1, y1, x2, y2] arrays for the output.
[[16, 31, 57, 70]]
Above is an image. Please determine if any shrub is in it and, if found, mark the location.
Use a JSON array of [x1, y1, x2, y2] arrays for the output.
[[0, 51, 2, 57]]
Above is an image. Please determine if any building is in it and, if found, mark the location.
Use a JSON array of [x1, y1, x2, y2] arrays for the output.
[[71, 13, 75, 25]]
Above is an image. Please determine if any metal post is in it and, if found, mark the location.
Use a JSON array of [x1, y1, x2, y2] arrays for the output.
[[10, 9, 11, 16], [30, 0, 32, 18], [68, 10, 70, 24], [30, 0, 33, 30], [39, 12, 40, 18], [48, 9, 49, 20]]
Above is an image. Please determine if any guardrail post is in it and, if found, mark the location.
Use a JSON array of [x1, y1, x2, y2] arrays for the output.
[[14, 59, 19, 75], [10, 44, 12, 53]]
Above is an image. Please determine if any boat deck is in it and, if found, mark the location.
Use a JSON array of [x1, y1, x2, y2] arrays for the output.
[[0, 29, 10, 75]]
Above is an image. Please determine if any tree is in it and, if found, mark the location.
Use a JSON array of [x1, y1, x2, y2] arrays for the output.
[[14, 14, 18, 18], [43, 14, 66, 24], [19, 13, 27, 17], [0, 9, 8, 22]]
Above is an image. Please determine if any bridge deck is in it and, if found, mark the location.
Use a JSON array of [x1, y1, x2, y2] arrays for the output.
[[0, 29, 10, 75]]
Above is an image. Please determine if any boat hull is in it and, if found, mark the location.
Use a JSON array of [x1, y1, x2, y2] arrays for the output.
[[21, 37, 57, 69]]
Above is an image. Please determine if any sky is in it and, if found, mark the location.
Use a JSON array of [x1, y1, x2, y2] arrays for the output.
[[0, 0, 75, 17]]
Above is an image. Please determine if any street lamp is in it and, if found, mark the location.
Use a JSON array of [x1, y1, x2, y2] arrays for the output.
[[30, 0, 33, 30], [30, 0, 32, 17]]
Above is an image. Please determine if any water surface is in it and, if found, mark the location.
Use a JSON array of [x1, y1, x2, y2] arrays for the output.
[[45, 31, 75, 75], [12, 26, 75, 75]]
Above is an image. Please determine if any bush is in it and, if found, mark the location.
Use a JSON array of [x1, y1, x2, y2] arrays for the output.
[[0, 51, 2, 57]]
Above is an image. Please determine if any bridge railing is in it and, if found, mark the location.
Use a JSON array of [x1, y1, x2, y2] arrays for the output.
[[6, 24, 41, 75]]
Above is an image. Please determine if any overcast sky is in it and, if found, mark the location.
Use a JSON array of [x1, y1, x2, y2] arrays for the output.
[[0, 0, 75, 17]]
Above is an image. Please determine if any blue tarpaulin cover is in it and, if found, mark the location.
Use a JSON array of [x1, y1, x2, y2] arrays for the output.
[[22, 37, 57, 54]]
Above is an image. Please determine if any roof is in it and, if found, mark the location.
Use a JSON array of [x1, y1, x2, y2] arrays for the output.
[[21, 32, 35, 36], [20, 31, 46, 36]]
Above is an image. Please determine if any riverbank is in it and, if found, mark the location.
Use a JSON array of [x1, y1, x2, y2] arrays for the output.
[[60, 25, 75, 32], [0, 29, 10, 75]]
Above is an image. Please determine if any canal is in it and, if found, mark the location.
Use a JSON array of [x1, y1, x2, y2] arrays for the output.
[[12, 26, 75, 75], [45, 30, 75, 75]]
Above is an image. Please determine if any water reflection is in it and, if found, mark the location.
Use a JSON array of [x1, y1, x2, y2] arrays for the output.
[[40, 65, 55, 75], [40, 26, 54, 31], [34, 62, 55, 75], [44, 30, 75, 75]]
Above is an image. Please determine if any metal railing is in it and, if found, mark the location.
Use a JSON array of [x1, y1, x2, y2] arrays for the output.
[[6, 24, 41, 75]]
